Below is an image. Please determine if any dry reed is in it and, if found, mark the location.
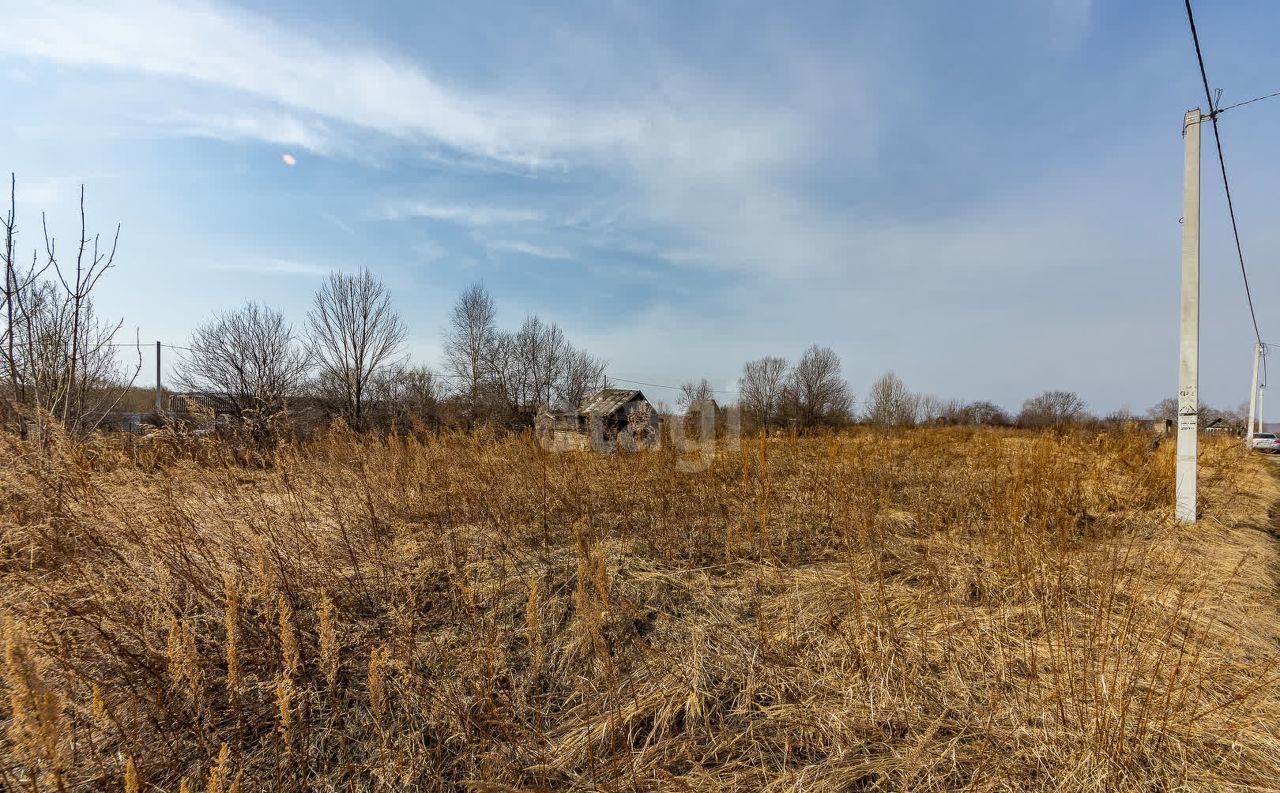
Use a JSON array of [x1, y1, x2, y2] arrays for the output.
[[0, 425, 1276, 790]]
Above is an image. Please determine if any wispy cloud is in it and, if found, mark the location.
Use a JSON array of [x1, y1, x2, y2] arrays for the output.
[[162, 110, 349, 156], [211, 258, 330, 277], [379, 201, 543, 226], [4, 0, 644, 169], [4, 0, 842, 278], [482, 239, 573, 260]]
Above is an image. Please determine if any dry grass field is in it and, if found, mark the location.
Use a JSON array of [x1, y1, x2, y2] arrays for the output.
[[1, 426, 1279, 791]]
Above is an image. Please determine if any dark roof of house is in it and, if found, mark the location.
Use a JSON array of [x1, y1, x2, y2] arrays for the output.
[[579, 388, 645, 416]]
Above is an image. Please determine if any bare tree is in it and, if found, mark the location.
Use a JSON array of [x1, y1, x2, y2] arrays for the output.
[[514, 315, 566, 413], [1017, 390, 1087, 428], [865, 371, 918, 427], [2, 181, 137, 435], [368, 364, 442, 429], [306, 268, 406, 429], [678, 378, 716, 412], [12, 279, 139, 434], [175, 301, 310, 435], [969, 401, 1012, 426], [444, 282, 498, 423], [784, 345, 851, 429], [1145, 398, 1179, 421], [738, 356, 789, 430], [943, 399, 1011, 426], [45, 186, 121, 426], [0, 175, 53, 410], [916, 393, 948, 424], [557, 345, 607, 412], [3, 173, 16, 406]]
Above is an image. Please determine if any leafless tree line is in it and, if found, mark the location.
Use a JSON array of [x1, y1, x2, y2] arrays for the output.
[[734, 346, 854, 430], [443, 282, 607, 426], [174, 268, 409, 436], [176, 278, 606, 437], [862, 372, 1085, 429], [733, 362, 1099, 431], [2, 175, 1133, 444], [1, 176, 140, 437]]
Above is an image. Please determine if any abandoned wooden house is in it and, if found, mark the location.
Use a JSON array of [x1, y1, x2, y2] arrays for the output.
[[536, 388, 662, 451]]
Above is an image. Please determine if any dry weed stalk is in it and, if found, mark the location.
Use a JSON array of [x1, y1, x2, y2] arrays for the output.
[[123, 756, 139, 793], [367, 645, 391, 720], [277, 595, 299, 679], [165, 617, 201, 700], [317, 590, 339, 691], [3, 617, 66, 789], [526, 576, 542, 674], [223, 574, 242, 701], [206, 743, 231, 793]]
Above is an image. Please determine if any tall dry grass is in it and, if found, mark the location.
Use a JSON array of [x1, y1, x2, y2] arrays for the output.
[[0, 425, 1278, 791]]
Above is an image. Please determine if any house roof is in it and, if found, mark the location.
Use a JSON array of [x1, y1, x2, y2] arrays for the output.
[[579, 388, 645, 416]]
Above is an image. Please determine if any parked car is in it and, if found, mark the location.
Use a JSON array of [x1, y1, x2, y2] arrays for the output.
[[1248, 432, 1280, 453]]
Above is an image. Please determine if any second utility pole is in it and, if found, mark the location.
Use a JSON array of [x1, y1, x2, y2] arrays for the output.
[[1248, 342, 1261, 443], [1176, 107, 1202, 523], [1258, 383, 1266, 434], [155, 341, 162, 414]]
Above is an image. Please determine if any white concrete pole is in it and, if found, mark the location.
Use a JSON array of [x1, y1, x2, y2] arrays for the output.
[[155, 341, 162, 414], [1247, 342, 1260, 443], [1176, 108, 1202, 523], [1258, 383, 1265, 434]]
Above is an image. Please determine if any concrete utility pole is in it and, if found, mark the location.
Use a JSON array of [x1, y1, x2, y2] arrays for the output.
[[1176, 108, 1202, 523], [1247, 342, 1261, 443], [155, 341, 162, 414], [1258, 383, 1265, 435]]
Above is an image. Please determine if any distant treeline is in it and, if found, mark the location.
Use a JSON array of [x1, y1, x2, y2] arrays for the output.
[[3, 177, 1201, 444]]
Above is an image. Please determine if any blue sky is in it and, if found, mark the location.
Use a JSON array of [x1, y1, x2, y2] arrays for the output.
[[4, 0, 1280, 414]]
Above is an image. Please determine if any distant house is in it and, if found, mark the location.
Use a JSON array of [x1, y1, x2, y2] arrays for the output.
[[1152, 418, 1174, 435], [536, 388, 662, 451], [1204, 416, 1242, 435]]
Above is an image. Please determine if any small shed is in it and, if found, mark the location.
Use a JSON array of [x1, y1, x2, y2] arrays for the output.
[[537, 388, 661, 452]]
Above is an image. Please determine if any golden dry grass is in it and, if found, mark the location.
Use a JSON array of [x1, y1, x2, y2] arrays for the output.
[[1, 425, 1279, 791]]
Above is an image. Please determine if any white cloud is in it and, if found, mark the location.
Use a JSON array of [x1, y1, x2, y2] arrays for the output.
[[482, 239, 573, 260], [3, 0, 850, 279], [162, 110, 348, 156], [379, 201, 543, 226], [3, 0, 645, 169]]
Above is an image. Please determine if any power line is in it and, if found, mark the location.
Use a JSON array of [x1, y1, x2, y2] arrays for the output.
[[1216, 89, 1280, 114], [1184, 0, 1264, 346], [607, 376, 739, 395]]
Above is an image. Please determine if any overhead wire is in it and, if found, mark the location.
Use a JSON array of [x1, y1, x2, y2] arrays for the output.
[[1185, 0, 1264, 346], [1215, 88, 1280, 115]]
